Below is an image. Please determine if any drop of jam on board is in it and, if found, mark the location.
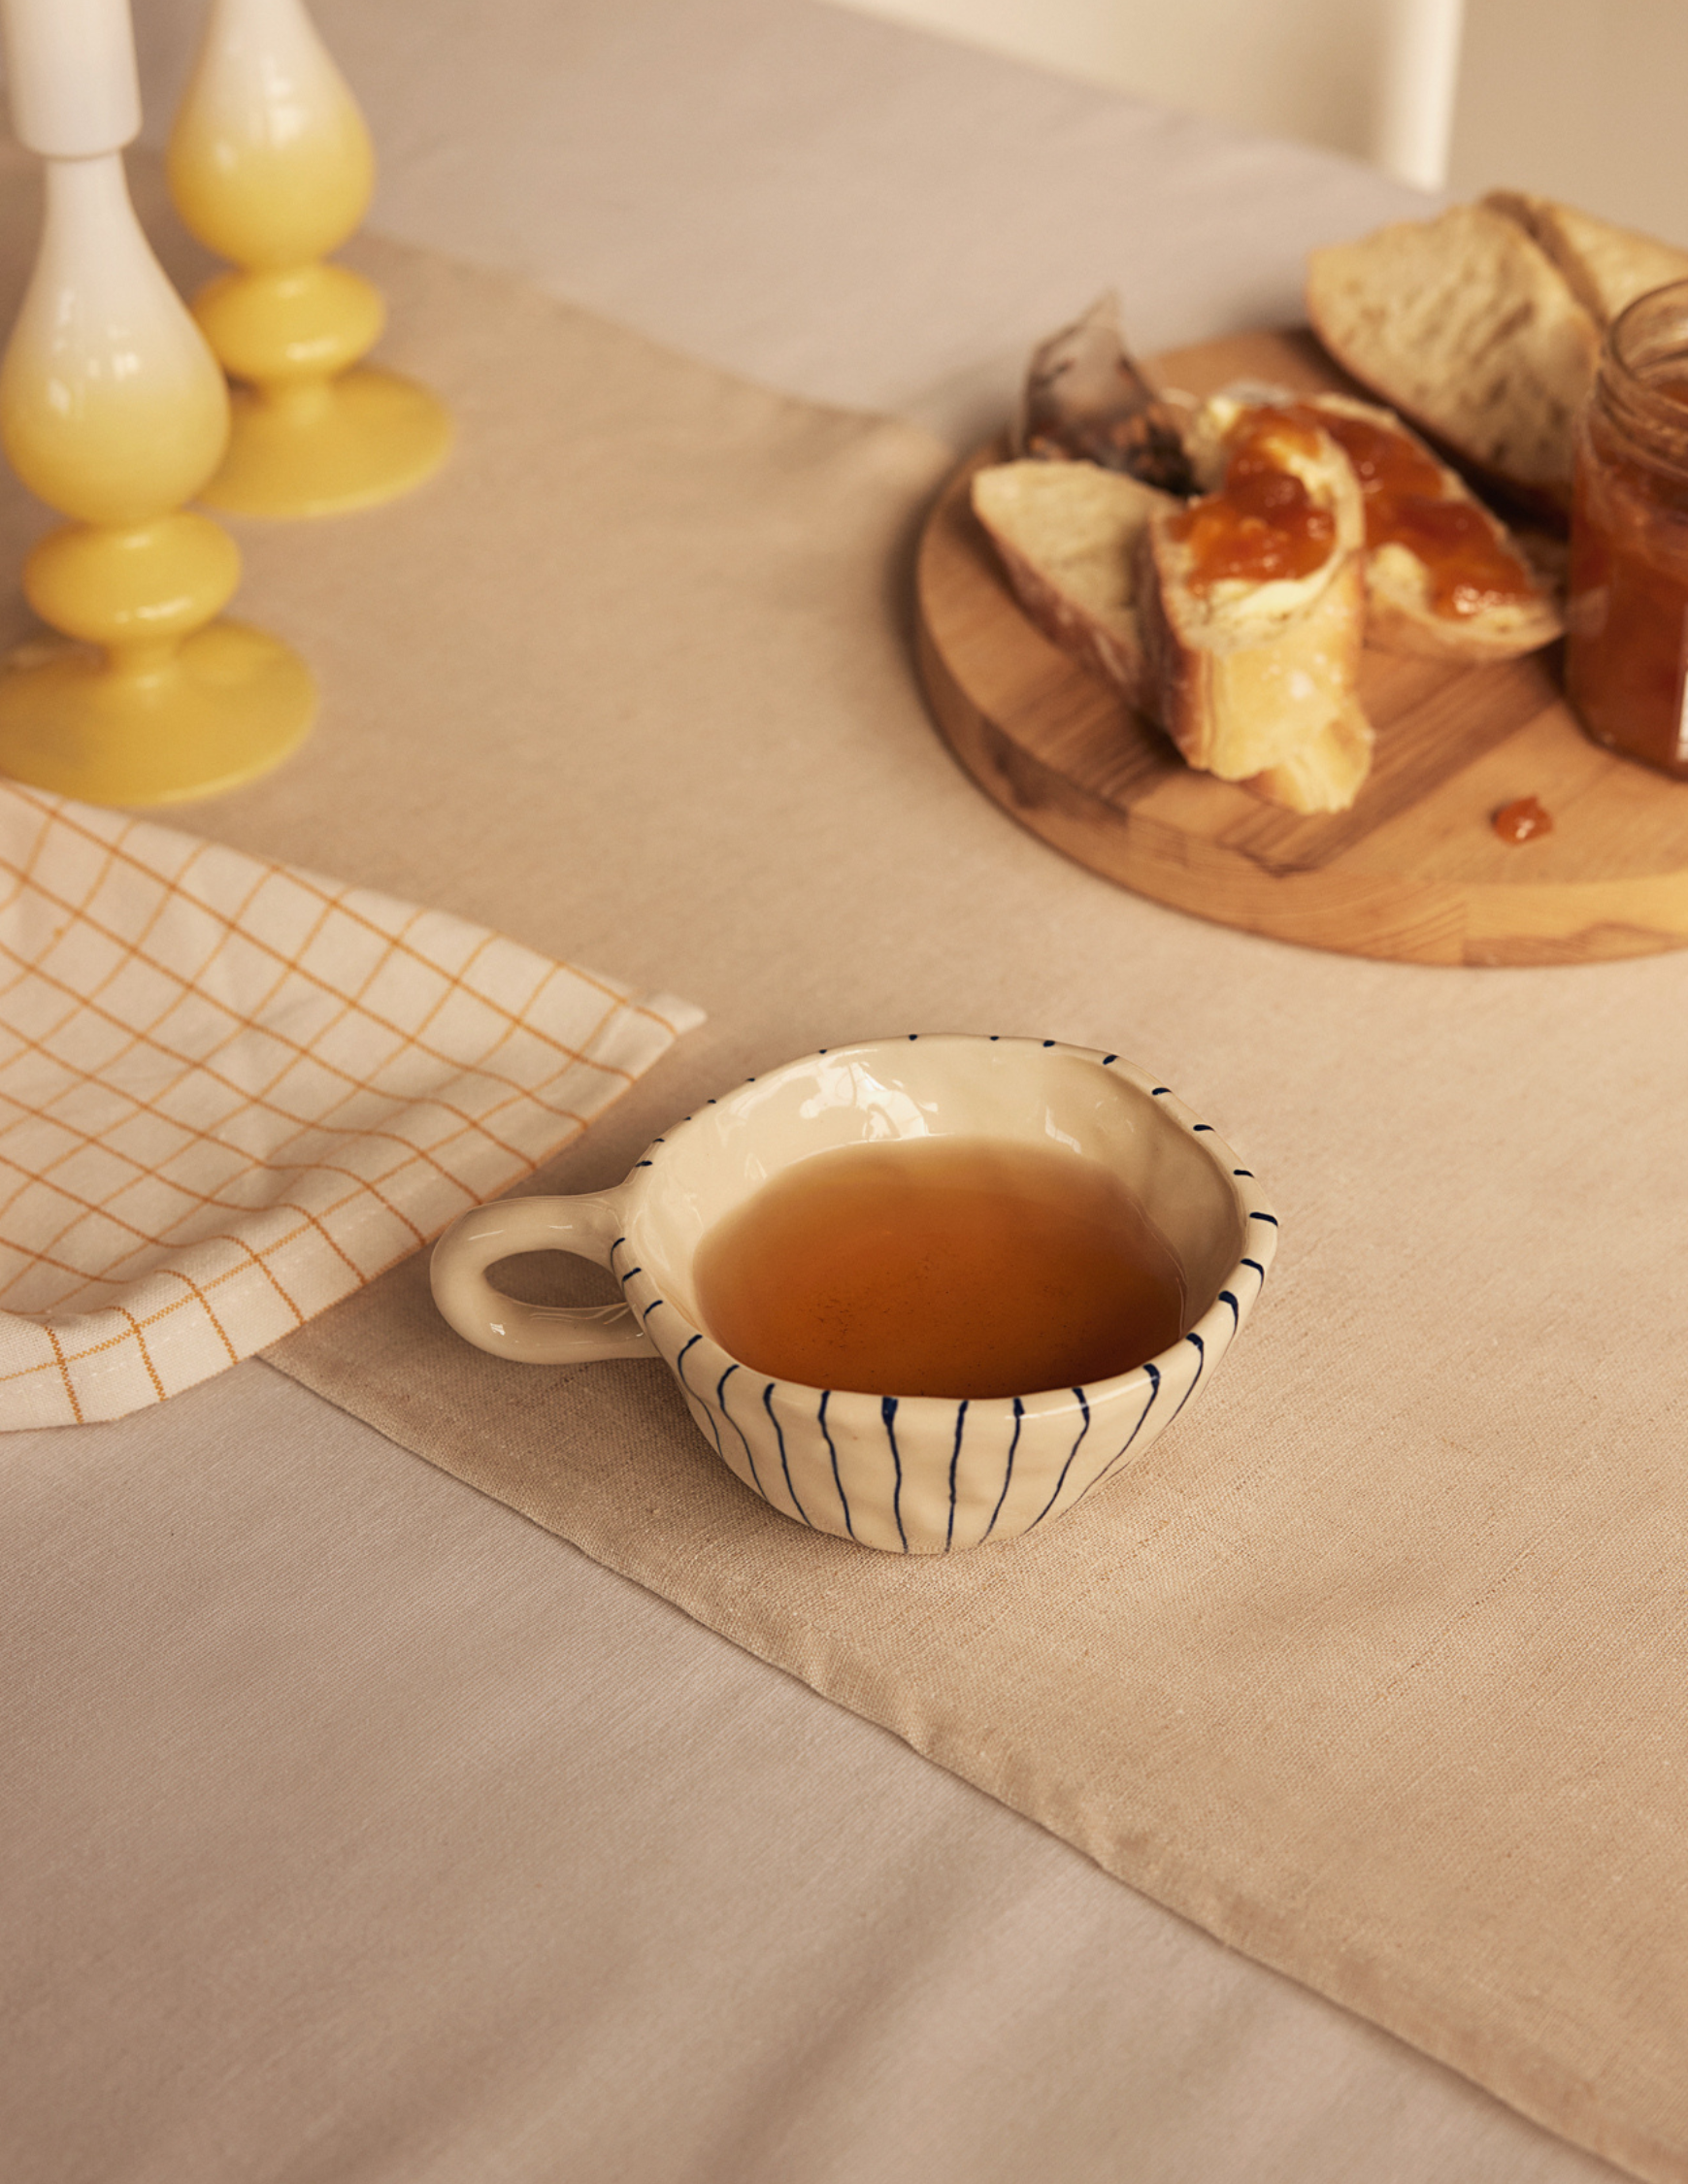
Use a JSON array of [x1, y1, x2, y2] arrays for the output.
[[691, 1136, 1188, 1403], [1171, 409, 1337, 590], [1492, 795, 1554, 844], [1285, 403, 1539, 619]]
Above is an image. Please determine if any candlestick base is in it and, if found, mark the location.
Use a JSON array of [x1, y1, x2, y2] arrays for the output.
[[0, 622, 315, 806], [197, 365, 452, 518]]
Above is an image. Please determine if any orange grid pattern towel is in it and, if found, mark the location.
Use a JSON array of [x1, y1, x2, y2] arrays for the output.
[[0, 786, 702, 1430]]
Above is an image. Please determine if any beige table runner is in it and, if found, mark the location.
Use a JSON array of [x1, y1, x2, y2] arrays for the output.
[[9, 161, 1680, 2183]]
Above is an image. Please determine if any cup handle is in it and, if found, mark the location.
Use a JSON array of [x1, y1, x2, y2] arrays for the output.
[[428, 1191, 658, 1366]]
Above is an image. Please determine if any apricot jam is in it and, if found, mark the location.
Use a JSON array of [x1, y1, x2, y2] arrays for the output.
[[1171, 411, 1334, 588], [1566, 281, 1688, 778], [1292, 404, 1536, 618], [1492, 795, 1553, 844]]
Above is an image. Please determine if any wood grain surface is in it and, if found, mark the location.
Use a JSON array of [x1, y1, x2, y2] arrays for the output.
[[915, 327, 1688, 965]]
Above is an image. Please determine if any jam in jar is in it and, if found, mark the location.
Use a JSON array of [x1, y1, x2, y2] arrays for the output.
[[1567, 280, 1688, 777]]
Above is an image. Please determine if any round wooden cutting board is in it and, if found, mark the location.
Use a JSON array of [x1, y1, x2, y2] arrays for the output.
[[914, 326, 1688, 965]]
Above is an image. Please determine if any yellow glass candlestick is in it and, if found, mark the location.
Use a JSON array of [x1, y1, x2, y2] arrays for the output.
[[0, 150, 314, 806], [167, 0, 451, 517]]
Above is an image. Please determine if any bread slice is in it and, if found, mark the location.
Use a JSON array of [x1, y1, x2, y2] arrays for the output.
[[1187, 384, 1560, 659], [1306, 201, 1600, 513], [970, 459, 1176, 712], [1306, 391, 1562, 659], [1484, 190, 1688, 325], [1135, 408, 1373, 807]]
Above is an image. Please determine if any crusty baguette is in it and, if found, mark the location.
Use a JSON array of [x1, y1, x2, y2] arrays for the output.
[[1246, 696, 1374, 814], [1135, 411, 1373, 807], [1484, 190, 1688, 326], [970, 459, 1175, 712], [1188, 385, 1560, 660], [1138, 542, 1372, 797], [1306, 392, 1562, 660], [1306, 201, 1600, 513]]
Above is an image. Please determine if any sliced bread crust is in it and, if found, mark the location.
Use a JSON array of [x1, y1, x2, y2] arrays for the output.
[[970, 459, 1175, 712], [1137, 541, 1369, 793], [1135, 414, 1372, 806], [1305, 392, 1563, 661], [1306, 202, 1600, 513], [1483, 191, 1688, 325], [1187, 384, 1560, 660]]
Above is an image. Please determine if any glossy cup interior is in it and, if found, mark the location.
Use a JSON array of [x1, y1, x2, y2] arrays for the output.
[[631, 1037, 1245, 1338], [431, 1036, 1274, 1553]]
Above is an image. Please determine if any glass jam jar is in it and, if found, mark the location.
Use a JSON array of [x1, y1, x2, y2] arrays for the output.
[[1567, 281, 1688, 777]]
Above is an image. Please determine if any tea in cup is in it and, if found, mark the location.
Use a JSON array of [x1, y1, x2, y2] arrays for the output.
[[428, 1035, 1275, 1553]]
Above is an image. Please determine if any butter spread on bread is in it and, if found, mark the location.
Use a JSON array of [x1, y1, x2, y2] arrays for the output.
[[1194, 388, 1562, 662], [1308, 392, 1562, 659], [1135, 406, 1373, 810]]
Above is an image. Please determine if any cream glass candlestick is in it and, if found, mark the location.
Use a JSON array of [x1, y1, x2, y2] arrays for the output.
[[167, 0, 451, 517], [0, 0, 314, 805]]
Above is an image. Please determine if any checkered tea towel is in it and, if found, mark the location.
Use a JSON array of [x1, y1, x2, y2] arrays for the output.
[[0, 785, 702, 1429]]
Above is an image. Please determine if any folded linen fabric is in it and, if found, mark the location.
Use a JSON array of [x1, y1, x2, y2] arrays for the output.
[[0, 784, 700, 1429]]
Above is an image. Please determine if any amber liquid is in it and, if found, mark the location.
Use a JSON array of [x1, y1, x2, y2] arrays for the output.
[[692, 1137, 1188, 1401], [1567, 378, 1688, 778]]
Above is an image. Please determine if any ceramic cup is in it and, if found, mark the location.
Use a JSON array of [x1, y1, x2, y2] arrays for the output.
[[428, 1035, 1276, 1554]]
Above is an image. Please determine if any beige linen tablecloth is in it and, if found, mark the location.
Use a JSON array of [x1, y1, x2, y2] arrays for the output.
[[57, 195, 1672, 2178], [2, 7, 1667, 2182]]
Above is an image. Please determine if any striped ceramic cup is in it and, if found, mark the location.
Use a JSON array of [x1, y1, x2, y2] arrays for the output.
[[428, 1035, 1275, 1553]]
